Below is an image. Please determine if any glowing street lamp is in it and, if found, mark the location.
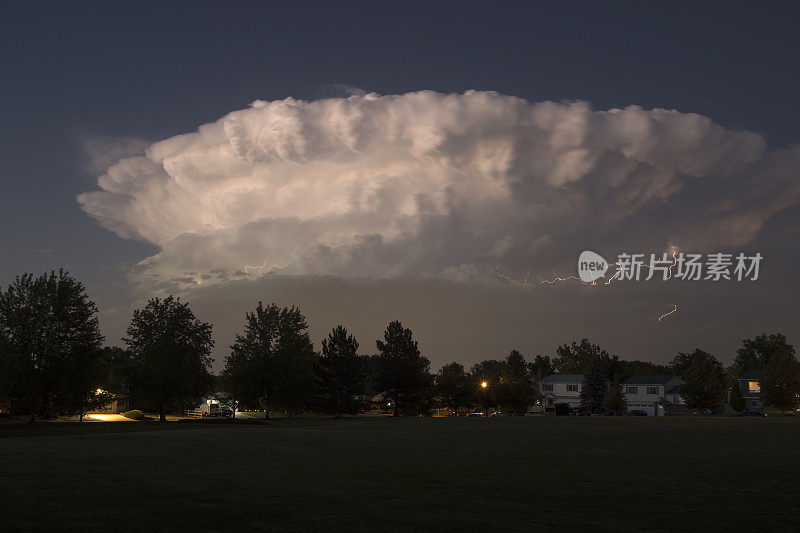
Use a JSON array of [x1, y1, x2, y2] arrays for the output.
[[480, 381, 488, 417]]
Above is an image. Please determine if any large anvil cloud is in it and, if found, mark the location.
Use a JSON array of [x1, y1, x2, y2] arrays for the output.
[[78, 91, 800, 290]]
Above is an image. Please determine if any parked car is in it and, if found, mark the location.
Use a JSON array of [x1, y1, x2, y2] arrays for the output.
[[186, 402, 221, 418], [628, 409, 647, 416], [554, 403, 571, 416], [737, 411, 767, 417]]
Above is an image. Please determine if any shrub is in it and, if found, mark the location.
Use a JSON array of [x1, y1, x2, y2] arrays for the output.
[[122, 410, 144, 420]]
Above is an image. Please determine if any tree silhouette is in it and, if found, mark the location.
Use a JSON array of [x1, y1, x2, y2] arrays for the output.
[[218, 351, 252, 418], [528, 354, 554, 381], [125, 296, 214, 422], [376, 321, 432, 416], [604, 374, 626, 414], [270, 307, 316, 417], [224, 303, 315, 418], [760, 345, 800, 412], [319, 325, 365, 417], [59, 349, 115, 422], [733, 333, 795, 376], [435, 362, 471, 414], [673, 349, 726, 411], [0, 270, 103, 422], [496, 350, 536, 414], [468, 359, 505, 412], [554, 339, 621, 377], [580, 357, 607, 411]]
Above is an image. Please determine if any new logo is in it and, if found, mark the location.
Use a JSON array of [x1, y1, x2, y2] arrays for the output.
[[578, 251, 609, 283]]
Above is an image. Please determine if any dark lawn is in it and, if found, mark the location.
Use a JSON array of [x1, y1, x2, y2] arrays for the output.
[[1, 416, 798, 531]]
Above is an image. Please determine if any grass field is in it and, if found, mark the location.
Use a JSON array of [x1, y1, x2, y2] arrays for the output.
[[2, 417, 799, 531]]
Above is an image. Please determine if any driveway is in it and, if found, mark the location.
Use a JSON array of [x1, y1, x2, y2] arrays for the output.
[[86, 414, 134, 422]]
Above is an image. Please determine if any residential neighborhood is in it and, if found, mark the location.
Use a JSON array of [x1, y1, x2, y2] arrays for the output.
[[1, 278, 793, 421]]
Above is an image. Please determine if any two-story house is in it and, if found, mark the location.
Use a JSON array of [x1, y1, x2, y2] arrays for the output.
[[623, 375, 685, 416], [540, 374, 584, 410], [737, 369, 763, 411]]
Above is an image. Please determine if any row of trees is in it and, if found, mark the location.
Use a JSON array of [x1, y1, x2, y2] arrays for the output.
[[0, 271, 437, 420], [0, 271, 217, 422], [2, 270, 799, 422], [219, 303, 434, 418]]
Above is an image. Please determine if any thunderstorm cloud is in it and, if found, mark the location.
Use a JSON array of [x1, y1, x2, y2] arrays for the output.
[[78, 91, 800, 291]]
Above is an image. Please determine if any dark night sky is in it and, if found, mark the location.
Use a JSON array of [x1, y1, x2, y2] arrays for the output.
[[1, 1, 799, 370]]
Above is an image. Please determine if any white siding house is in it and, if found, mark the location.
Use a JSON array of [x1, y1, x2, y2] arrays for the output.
[[540, 374, 584, 409], [623, 375, 684, 416]]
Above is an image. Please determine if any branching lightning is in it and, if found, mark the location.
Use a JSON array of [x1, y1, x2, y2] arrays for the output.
[[496, 247, 681, 323]]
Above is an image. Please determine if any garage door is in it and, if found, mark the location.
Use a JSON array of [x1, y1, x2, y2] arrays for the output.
[[628, 403, 655, 416]]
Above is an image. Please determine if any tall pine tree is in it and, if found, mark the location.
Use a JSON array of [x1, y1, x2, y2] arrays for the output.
[[319, 325, 365, 417], [580, 357, 608, 411], [376, 321, 433, 416]]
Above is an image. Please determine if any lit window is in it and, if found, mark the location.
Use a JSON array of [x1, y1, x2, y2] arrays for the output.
[[646, 387, 659, 395], [748, 381, 761, 393], [567, 384, 579, 392], [626, 386, 638, 394]]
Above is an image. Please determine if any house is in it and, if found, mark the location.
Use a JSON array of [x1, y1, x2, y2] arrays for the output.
[[737, 369, 763, 411], [623, 375, 685, 416], [540, 374, 584, 410]]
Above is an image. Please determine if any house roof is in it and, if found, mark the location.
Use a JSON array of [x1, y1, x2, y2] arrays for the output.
[[623, 374, 680, 385], [542, 374, 584, 383], [738, 369, 762, 380], [665, 385, 682, 395]]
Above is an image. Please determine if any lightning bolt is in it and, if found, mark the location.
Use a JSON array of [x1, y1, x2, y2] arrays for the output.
[[665, 251, 678, 280], [496, 248, 681, 323], [243, 258, 272, 277], [657, 304, 678, 322], [602, 269, 621, 285], [497, 263, 621, 286], [538, 265, 584, 285]]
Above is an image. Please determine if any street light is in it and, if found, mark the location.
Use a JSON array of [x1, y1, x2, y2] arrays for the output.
[[481, 381, 488, 417]]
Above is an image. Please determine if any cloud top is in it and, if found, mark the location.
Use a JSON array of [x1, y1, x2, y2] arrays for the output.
[[78, 91, 799, 290]]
